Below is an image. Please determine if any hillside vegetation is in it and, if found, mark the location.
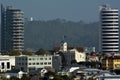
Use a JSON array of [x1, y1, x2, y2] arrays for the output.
[[24, 19, 99, 51]]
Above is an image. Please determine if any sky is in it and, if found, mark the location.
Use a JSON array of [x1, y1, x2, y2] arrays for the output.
[[0, 0, 120, 22]]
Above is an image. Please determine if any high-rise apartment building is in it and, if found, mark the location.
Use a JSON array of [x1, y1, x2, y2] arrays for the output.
[[100, 5, 119, 53], [1, 5, 24, 53]]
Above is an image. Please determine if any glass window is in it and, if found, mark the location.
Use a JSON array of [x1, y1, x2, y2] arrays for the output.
[[7, 62, 10, 69], [33, 63, 35, 65], [40, 63, 43, 65], [22, 63, 24, 65], [40, 58, 43, 60], [45, 58, 47, 60], [29, 63, 31, 65], [49, 57, 51, 60], [33, 58, 35, 60], [36, 63, 39, 65], [44, 62, 47, 65], [48, 62, 51, 65], [1, 62, 4, 69]]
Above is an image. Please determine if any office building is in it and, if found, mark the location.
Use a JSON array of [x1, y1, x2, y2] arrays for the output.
[[1, 5, 24, 53], [15, 55, 61, 72], [100, 5, 119, 53]]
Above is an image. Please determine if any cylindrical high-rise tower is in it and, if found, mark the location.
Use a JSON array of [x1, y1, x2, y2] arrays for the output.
[[100, 5, 119, 53]]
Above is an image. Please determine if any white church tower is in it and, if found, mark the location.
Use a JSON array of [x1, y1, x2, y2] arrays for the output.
[[60, 41, 68, 52]]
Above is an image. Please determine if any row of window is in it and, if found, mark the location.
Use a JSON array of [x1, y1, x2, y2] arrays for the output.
[[101, 11, 118, 13], [114, 60, 120, 62], [102, 14, 118, 16], [16, 57, 52, 61], [17, 62, 52, 66], [102, 34, 119, 36], [16, 57, 27, 60], [29, 57, 51, 60], [102, 21, 118, 23], [102, 37, 119, 39], [102, 48, 119, 49], [29, 62, 51, 65], [0, 62, 10, 69], [102, 24, 119, 26], [102, 28, 118, 29], [102, 41, 119, 43], [17, 62, 27, 65], [102, 31, 119, 33], [102, 18, 118, 20]]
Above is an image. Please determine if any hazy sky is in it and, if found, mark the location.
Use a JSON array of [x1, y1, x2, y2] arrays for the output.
[[0, 0, 120, 22]]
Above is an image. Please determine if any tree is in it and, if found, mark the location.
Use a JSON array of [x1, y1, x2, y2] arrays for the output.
[[61, 75, 70, 80], [35, 48, 50, 55], [21, 74, 31, 80], [10, 76, 20, 80], [22, 50, 33, 55], [9, 50, 21, 56]]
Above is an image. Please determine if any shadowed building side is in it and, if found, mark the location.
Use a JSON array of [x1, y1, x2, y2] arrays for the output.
[[1, 4, 24, 54]]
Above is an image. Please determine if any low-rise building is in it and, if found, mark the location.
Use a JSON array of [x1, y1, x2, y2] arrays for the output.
[[0, 55, 15, 72], [15, 55, 61, 72], [102, 54, 120, 70], [87, 53, 99, 62], [54, 41, 86, 66]]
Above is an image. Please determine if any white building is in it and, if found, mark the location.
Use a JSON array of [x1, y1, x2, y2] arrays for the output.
[[54, 42, 86, 66], [15, 55, 61, 72], [64, 48, 86, 66], [0, 55, 15, 72], [100, 5, 119, 53]]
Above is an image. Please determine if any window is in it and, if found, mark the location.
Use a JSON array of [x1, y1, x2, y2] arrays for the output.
[[33, 63, 35, 65], [49, 57, 51, 60], [7, 62, 10, 69], [36, 63, 39, 65], [19, 63, 21, 65], [40, 58, 43, 60], [44, 62, 47, 65], [33, 58, 35, 60], [45, 58, 47, 60], [22, 63, 24, 65], [25, 63, 27, 65], [40, 63, 43, 65], [1, 63, 4, 69], [29, 63, 31, 65], [48, 62, 51, 65], [29, 58, 31, 60]]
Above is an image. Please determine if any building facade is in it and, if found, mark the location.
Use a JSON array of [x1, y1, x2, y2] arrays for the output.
[[54, 42, 86, 66], [0, 55, 15, 72], [102, 54, 120, 70], [15, 55, 61, 72], [1, 5, 24, 53], [100, 5, 119, 53]]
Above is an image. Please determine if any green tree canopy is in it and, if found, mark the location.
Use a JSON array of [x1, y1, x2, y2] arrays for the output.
[[9, 50, 22, 56], [35, 48, 50, 55], [21, 74, 31, 80], [22, 50, 33, 55]]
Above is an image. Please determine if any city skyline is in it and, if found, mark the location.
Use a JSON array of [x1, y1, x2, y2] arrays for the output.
[[0, 0, 120, 22]]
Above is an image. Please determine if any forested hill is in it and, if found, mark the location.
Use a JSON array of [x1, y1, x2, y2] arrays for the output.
[[24, 19, 100, 51]]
